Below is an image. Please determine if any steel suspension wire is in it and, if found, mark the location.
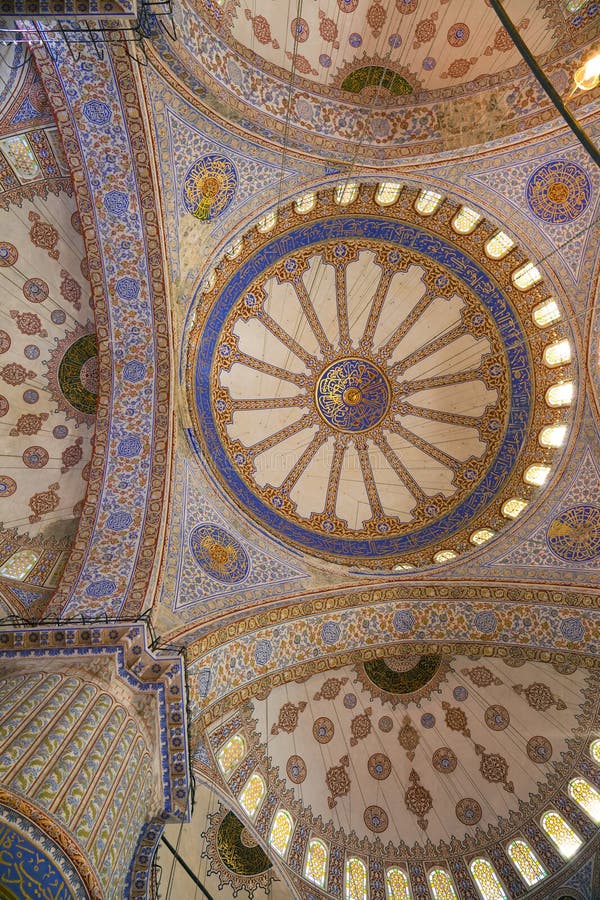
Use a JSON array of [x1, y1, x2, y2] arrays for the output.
[[488, 0, 600, 169]]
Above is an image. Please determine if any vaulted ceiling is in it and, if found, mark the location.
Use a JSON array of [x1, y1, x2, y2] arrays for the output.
[[0, 0, 599, 897]]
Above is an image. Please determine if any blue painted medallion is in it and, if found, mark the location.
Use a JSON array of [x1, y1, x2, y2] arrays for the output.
[[183, 155, 238, 219], [315, 358, 390, 432], [190, 523, 249, 582], [547, 505, 600, 561], [526, 160, 591, 224]]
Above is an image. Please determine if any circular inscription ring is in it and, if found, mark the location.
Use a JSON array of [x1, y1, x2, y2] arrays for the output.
[[315, 357, 390, 432]]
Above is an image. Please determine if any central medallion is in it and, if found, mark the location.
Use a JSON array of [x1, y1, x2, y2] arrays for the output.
[[315, 357, 390, 433]]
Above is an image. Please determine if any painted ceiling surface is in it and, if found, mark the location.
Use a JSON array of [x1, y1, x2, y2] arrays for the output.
[[208, 652, 598, 862], [0, 0, 599, 895], [152, 0, 600, 161], [0, 45, 96, 616]]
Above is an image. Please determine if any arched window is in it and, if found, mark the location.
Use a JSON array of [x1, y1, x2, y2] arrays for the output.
[[568, 777, 600, 823], [543, 339, 571, 367], [545, 381, 574, 408], [523, 464, 551, 487], [590, 738, 600, 764], [216, 733, 246, 776], [295, 192, 316, 214], [345, 857, 367, 900], [469, 859, 507, 900], [239, 772, 266, 818], [375, 181, 401, 206], [428, 868, 458, 900], [257, 211, 277, 233], [470, 529, 494, 546], [532, 298, 561, 328], [434, 550, 457, 564], [539, 425, 567, 448], [386, 866, 410, 899], [269, 808, 293, 856], [305, 838, 328, 888], [501, 498, 528, 519], [415, 189, 442, 215], [506, 839, 547, 886], [512, 262, 542, 290], [540, 810, 582, 858], [0, 549, 40, 581], [335, 182, 359, 206], [452, 206, 481, 234], [225, 237, 243, 259], [485, 231, 514, 259]]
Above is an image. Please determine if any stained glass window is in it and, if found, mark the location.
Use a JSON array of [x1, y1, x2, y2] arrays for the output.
[[539, 425, 567, 448], [485, 231, 514, 259], [386, 867, 410, 899], [523, 464, 551, 487], [269, 808, 293, 856], [543, 339, 571, 367], [415, 189, 443, 215], [375, 182, 402, 206], [540, 810, 582, 858], [0, 550, 40, 581], [532, 299, 561, 328], [506, 840, 547, 887], [239, 772, 266, 818], [305, 838, 328, 888], [216, 734, 246, 776], [501, 498, 528, 519], [257, 212, 277, 233], [566, 0, 588, 10], [590, 738, 600, 764], [295, 192, 316, 214], [452, 206, 481, 234], [568, 777, 600, 823], [428, 868, 458, 900], [546, 381, 574, 408], [434, 550, 457, 564], [512, 262, 542, 290], [335, 182, 359, 206], [345, 857, 367, 900], [470, 859, 507, 900], [470, 529, 494, 545]]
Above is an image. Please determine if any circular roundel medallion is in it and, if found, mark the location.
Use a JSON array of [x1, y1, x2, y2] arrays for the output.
[[45, 328, 98, 426], [0, 331, 10, 354], [0, 476, 16, 497], [22, 278, 49, 303], [313, 716, 334, 743], [526, 161, 591, 224], [432, 747, 457, 773], [189, 523, 249, 583], [183, 155, 238, 219], [22, 446, 49, 469], [485, 704, 510, 731], [547, 505, 600, 561], [378, 715, 393, 733], [190, 208, 536, 568], [315, 358, 390, 432], [455, 798, 482, 826], [286, 755, 307, 783], [527, 735, 553, 763], [368, 752, 391, 780], [364, 805, 388, 833], [58, 334, 98, 417], [0, 242, 17, 267]]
